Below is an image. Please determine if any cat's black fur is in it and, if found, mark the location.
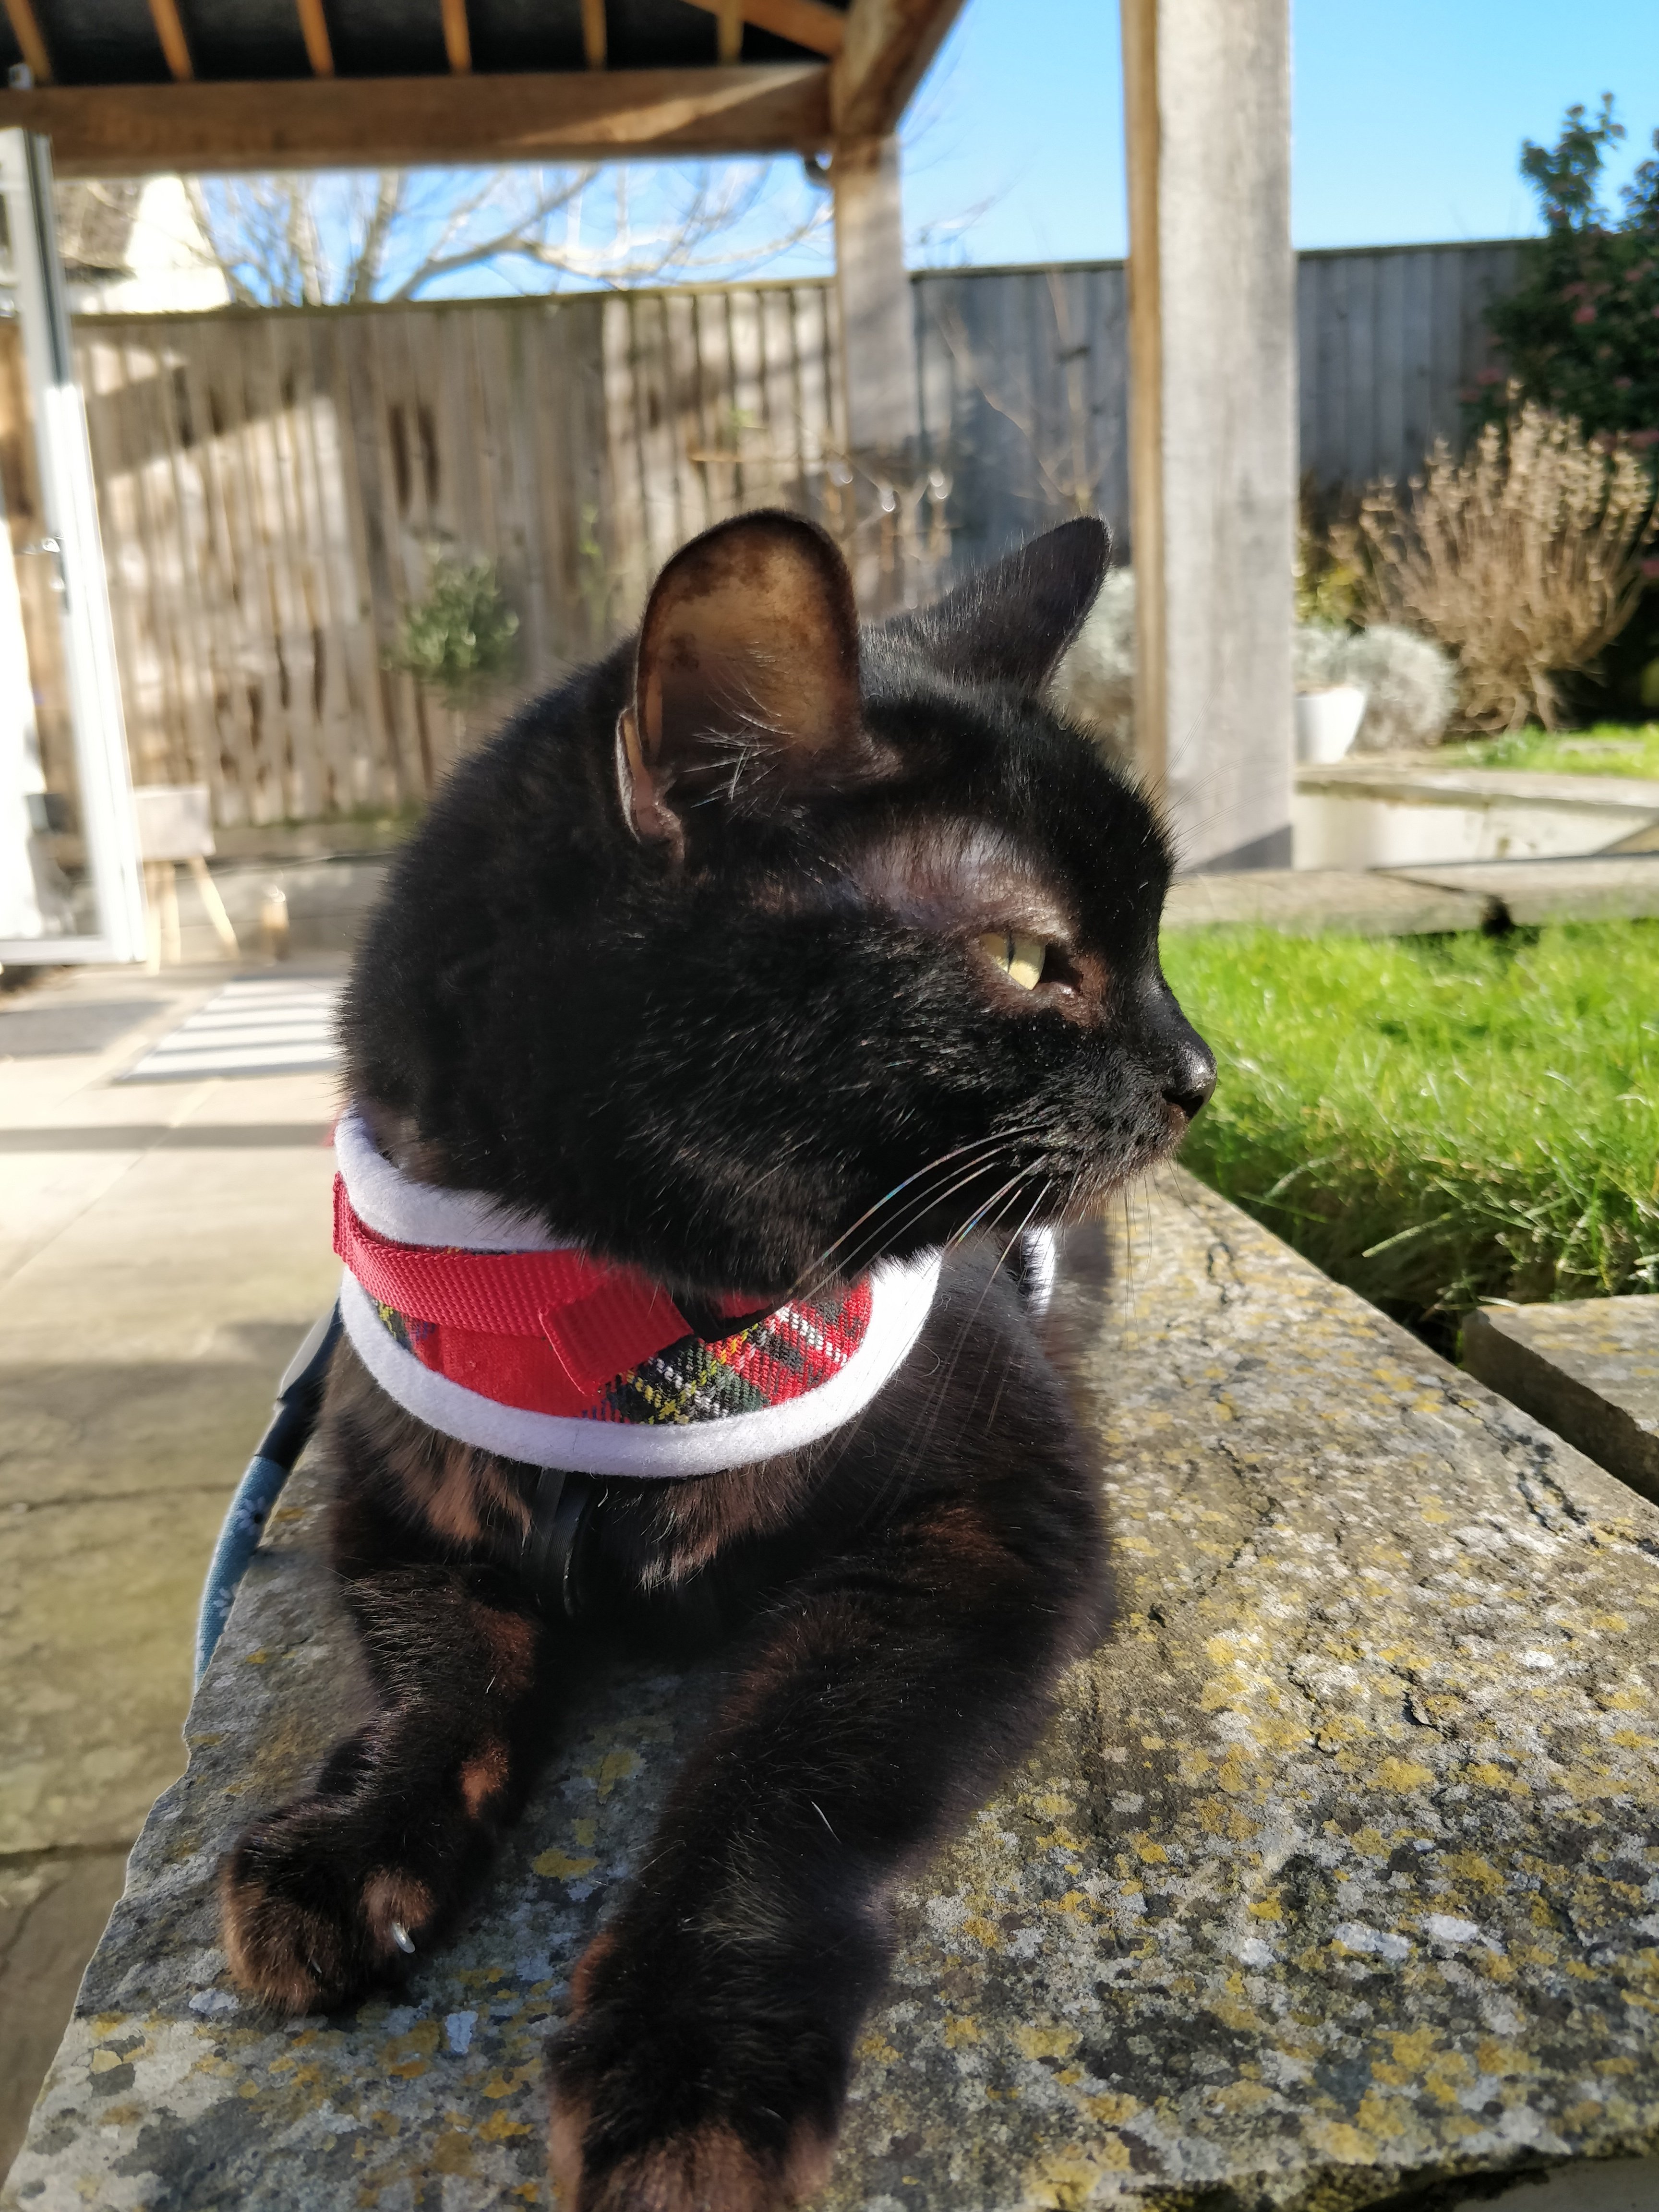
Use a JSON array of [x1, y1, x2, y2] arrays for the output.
[[220, 511, 1214, 2212]]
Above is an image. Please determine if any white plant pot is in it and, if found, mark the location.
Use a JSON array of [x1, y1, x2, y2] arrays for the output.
[[1295, 684, 1367, 765]]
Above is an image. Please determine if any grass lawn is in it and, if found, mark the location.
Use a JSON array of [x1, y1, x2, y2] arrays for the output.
[[1159, 921, 1659, 1347], [1437, 721, 1659, 778]]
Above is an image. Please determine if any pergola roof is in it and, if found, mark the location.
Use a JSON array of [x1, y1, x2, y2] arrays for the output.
[[0, 0, 962, 173]]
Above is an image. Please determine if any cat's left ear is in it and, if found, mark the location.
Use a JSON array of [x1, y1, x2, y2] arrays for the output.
[[618, 510, 869, 856], [892, 516, 1111, 694]]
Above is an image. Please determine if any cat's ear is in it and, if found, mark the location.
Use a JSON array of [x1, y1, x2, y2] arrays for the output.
[[893, 516, 1111, 693], [618, 511, 866, 855]]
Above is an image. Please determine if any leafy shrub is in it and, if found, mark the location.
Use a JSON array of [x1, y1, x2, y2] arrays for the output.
[[1049, 567, 1136, 760], [1291, 623, 1346, 692], [1339, 625, 1457, 752], [1064, 579, 1455, 755], [389, 553, 519, 704], [1480, 96, 1659, 442], [1347, 402, 1654, 731]]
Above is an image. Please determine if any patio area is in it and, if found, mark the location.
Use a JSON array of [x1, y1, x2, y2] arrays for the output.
[[0, 959, 341, 2171]]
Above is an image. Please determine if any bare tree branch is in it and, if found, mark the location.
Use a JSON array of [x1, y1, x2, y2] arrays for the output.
[[184, 163, 831, 309]]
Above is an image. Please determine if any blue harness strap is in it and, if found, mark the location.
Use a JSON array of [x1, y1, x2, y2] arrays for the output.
[[194, 1303, 343, 1683]]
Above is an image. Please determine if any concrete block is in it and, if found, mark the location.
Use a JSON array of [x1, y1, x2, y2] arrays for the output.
[[1164, 866, 1489, 936], [1463, 1298, 1659, 1507], [9, 1177, 1659, 2208], [1389, 857, 1659, 927]]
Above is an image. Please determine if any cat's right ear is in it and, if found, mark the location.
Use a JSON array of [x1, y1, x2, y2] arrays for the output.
[[891, 516, 1110, 694], [618, 511, 870, 859]]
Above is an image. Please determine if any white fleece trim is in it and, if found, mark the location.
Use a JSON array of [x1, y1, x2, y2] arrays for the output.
[[335, 1107, 569, 1252], [339, 1251, 941, 1478]]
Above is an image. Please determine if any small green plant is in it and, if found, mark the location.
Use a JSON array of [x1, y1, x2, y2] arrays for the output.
[[388, 552, 518, 704], [577, 504, 623, 653], [1437, 719, 1659, 777], [1161, 921, 1659, 1346], [1294, 528, 1361, 628]]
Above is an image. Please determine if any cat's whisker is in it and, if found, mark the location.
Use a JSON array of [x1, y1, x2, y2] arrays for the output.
[[789, 1128, 1053, 1300], [882, 1170, 1050, 1493], [798, 1126, 1047, 1276]]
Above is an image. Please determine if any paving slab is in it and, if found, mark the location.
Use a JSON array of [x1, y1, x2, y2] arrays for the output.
[[1386, 857, 1659, 927], [0, 1852, 130, 2180], [1463, 1299, 1659, 1510], [10, 1172, 1659, 2212], [1163, 868, 1491, 936], [0, 963, 345, 2178], [1297, 761, 1659, 817]]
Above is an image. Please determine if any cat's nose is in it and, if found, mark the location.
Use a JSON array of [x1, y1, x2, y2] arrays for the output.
[[1162, 1034, 1216, 1123]]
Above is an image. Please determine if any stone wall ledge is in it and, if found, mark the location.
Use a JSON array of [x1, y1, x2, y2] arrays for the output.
[[7, 1172, 1659, 2211]]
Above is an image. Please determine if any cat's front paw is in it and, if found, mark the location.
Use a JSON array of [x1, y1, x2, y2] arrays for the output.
[[221, 1796, 434, 2012], [548, 1931, 837, 2211], [549, 2102, 831, 2212]]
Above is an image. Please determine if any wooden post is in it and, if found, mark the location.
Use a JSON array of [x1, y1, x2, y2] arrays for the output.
[[832, 134, 920, 607], [1122, 0, 1295, 871], [832, 135, 917, 463]]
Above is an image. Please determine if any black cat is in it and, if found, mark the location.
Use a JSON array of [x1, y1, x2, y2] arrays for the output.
[[220, 510, 1214, 2212]]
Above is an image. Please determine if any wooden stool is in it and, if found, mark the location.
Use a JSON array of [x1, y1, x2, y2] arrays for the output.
[[132, 785, 239, 968]]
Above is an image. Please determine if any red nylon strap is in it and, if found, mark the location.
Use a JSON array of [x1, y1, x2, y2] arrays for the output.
[[332, 1177, 693, 1404]]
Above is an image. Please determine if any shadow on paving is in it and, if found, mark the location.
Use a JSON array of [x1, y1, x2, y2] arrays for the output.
[[0, 1336, 312, 2182]]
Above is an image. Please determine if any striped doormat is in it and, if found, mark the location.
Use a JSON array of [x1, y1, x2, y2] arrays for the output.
[[120, 978, 341, 1082]]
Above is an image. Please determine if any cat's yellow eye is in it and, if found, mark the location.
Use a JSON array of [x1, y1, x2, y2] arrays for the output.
[[979, 929, 1046, 991]]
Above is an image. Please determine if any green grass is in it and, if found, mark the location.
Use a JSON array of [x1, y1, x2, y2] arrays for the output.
[[1159, 922, 1659, 1342], [1436, 721, 1659, 778]]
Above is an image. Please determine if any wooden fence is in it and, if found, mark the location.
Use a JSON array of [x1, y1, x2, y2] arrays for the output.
[[0, 240, 1526, 827], [16, 284, 893, 827], [910, 240, 1522, 572]]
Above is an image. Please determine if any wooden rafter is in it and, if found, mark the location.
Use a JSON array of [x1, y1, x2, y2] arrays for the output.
[[680, 0, 845, 60], [0, 67, 832, 176], [295, 0, 335, 78], [831, 0, 963, 139], [581, 0, 606, 69], [146, 0, 194, 82], [441, 0, 471, 73], [1, 0, 51, 84]]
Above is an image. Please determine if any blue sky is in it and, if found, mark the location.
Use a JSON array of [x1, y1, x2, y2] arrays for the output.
[[902, 0, 1659, 265], [393, 0, 1659, 297]]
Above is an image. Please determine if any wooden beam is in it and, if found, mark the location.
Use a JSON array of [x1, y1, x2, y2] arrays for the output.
[[295, 0, 335, 78], [679, 0, 845, 60], [146, 0, 194, 81], [1, 0, 52, 84], [831, 0, 963, 138], [581, 0, 607, 69], [441, 0, 471, 73], [717, 0, 743, 64], [0, 67, 833, 177]]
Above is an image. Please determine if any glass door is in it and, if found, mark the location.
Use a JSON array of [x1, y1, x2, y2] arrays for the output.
[[0, 126, 144, 963]]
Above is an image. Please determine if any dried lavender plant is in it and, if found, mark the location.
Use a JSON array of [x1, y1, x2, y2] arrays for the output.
[[1348, 402, 1654, 731]]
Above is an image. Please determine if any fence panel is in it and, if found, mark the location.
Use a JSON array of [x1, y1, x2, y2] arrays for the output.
[[1293, 240, 1523, 491], [15, 239, 1529, 824]]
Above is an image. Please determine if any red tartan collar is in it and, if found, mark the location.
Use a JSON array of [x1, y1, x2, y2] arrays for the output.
[[330, 1109, 942, 1478], [332, 1179, 765, 1419]]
